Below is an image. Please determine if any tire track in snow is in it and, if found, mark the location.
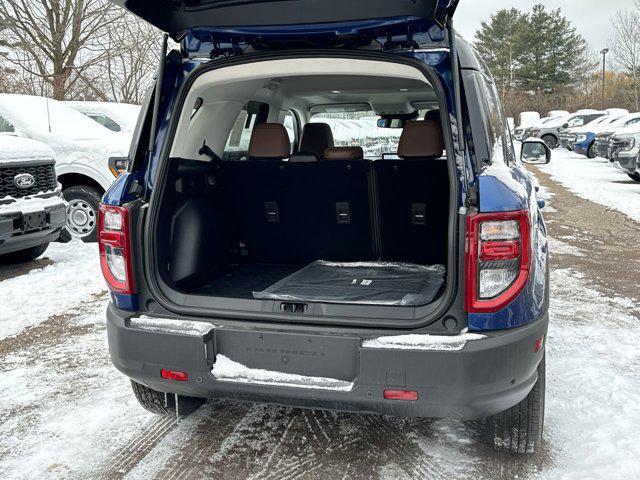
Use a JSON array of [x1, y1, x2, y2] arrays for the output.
[[98, 415, 177, 479]]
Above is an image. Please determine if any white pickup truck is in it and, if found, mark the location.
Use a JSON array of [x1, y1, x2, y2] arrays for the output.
[[0, 136, 66, 263], [0, 94, 131, 241]]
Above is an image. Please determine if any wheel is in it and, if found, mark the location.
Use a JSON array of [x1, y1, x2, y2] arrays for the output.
[[63, 185, 102, 242], [130, 380, 206, 416], [541, 135, 557, 149], [483, 356, 545, 454], [0, 243, 49, 264], [628, 172, 640, 182], [587, 142, 597, 159]]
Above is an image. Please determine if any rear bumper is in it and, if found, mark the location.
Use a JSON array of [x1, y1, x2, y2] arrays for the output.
[[0, 193, 66, 254], [107, 305, 548, 420]]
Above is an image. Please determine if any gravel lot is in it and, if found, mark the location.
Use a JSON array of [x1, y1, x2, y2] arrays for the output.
[[1, 149, 639, 480]]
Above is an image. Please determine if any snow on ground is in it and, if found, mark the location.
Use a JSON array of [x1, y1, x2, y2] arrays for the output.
[[0, 241, 105, 340], [538, 149, 640, 222], [0, 303, 152, 480]]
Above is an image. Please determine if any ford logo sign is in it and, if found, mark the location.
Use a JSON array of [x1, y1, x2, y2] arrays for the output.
[[14, 173, 36, 189]]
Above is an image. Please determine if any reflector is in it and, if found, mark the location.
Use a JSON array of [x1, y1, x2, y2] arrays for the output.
[[383, 389, 419, 401]]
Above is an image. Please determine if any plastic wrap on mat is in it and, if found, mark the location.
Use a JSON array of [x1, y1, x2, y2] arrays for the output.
[[253, 261, 446, 306]]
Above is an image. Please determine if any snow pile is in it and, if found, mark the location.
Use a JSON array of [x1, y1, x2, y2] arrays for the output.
[[212, 355, 354, 392], [539, 149, 640, 222], [0, 135, 54, 163], [362, 332, 486, 351], [0, 194, 65, 215], [130, 316, 216, 336], [0, 241, 105, 340]]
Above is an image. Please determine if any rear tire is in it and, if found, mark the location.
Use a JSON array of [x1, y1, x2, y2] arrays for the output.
[[483, 356, 545, 454], [628, 173, 640, 182], [63, 185, 102, 243], [541, 135, 557, 149], [0, 243, 49, 264], [130, 380, 206, 416]]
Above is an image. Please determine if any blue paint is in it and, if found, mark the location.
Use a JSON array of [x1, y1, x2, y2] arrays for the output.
[[573, 132, 596, 156], [112, 292, 139, 311]]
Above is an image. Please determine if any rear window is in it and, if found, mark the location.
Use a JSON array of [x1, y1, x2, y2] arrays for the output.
[[310, 111, 407, 158], [224, 101, 269, 159]]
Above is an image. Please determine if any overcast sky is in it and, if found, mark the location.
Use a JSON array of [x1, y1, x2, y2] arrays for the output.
[[455, 0, 631, 51]]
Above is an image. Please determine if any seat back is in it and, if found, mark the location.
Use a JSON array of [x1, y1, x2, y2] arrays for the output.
[[375, 119, 449, 264]]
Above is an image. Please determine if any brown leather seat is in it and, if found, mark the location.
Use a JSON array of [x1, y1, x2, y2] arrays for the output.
[[397, 120, 444, 160], [299, 122, 334, 158], [324, 146, 364, 161], [248, 123, 290, 161]]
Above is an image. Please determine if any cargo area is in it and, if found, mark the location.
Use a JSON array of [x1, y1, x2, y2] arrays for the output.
[[150, 58, 455, 313]]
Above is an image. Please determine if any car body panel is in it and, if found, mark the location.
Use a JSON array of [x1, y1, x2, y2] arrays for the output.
[[111, 0, 460, 39]]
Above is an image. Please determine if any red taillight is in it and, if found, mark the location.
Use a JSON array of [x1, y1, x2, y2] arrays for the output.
[[383, 389, 419, 401], [161, 369, 188, 382], [98, 204, 135, 294], [465, 210, 531, 313]]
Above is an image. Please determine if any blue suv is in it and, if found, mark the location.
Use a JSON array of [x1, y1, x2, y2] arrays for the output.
[[102, 0, 550, 454]]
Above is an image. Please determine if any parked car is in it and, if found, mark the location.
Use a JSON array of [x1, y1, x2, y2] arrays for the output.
[[66, 101, 141, 135], [594, 113, 640, 160], [571, 111, 633, 158], [513, 111, 541, 141], [559, 112, 626, 154], [0, 94, 130, 241], [0, 136, 66, 263], [610, 125, 640, 181], [103, 0, 550, 454], [531, 110, 605, 149], [514, 116, 560, 142]]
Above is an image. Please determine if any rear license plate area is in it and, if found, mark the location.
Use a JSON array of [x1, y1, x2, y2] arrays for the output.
[[213, 329, 360, 382]]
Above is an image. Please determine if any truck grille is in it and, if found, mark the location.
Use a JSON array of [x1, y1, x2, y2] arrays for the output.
[[0, 162, 57, 199]]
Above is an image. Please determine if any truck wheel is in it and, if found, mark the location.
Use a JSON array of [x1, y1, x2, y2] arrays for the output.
[[628, 173, 640, 182], [130, 380, 206, 416], [483, 356, 545, 454], [0, 243, 49, 264], [541, 135, 557, 149], [587, 143, 597, 159], [63, 186, 102, 243]]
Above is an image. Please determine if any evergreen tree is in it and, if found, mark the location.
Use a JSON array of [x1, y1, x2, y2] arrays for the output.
[[516, 5, 590, 92], [474, 8, 528, 94]]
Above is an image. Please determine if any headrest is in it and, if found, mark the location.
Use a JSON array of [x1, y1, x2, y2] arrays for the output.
[[424, 109, 441, 122], [324, 146, 364, 161], [397, 120, 444, 159], [299, 123, 334, 157], [248, 123, 291, 159]]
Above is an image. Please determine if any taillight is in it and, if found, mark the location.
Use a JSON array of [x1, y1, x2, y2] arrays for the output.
[[465, 210, 531, 313], [98, 204, 135, 294]]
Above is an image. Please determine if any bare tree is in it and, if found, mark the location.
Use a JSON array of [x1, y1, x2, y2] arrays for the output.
[[0, 0, 123, 100], [609, 4, 640, 109], [95, 16, 160, 103]]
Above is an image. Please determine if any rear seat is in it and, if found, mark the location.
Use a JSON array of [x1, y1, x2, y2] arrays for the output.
[[219, 124, 374, 264], [217, 120, 448, 267], [375, 120, 449, 265]]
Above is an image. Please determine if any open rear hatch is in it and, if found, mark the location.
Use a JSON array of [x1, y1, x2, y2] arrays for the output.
[[110, 0, 460, 39]]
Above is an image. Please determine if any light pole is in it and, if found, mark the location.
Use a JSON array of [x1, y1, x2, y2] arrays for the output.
[[600, 48, 609, 109]]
